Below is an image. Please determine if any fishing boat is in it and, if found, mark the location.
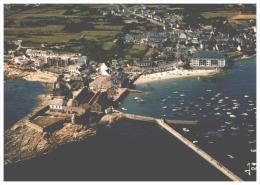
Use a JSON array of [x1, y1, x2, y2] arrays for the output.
[[231, 126, 239, 130], [225, 121, 232, 125], [226, 154, 235, 159], [182, 128, 190, 132]]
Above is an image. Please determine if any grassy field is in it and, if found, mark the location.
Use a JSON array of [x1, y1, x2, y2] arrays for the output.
[[4, 4, 159, 61], [125, 44, 149, 59], [200, 11, 240, 19]]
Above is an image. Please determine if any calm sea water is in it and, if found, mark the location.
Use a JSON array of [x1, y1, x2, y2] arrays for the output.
[[4, 58, 256, 181], [4, 79, 46, 130]]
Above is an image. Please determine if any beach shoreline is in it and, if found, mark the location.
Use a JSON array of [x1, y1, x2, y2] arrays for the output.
[[134, 69, 219, 85]]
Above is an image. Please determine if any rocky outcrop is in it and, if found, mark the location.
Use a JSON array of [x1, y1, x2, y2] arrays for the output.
[[4, 64, 58, 83], [4, 120, 96, 165]]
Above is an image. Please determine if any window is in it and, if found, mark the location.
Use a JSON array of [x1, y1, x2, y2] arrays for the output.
[[211, 60, 218, 66], [199, 59, 207, 66]]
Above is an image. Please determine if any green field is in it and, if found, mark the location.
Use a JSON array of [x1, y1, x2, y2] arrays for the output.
[[4, 4, 158, 61]]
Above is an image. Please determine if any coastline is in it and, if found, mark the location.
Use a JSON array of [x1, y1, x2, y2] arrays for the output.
[[4, 64, 58, 83], [4, 55, 253, 165], [4, 94, 98, 165], [134, 69, 219, 85], [4, 82, 95, 165]]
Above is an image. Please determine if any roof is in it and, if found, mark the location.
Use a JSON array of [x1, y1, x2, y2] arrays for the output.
[[33, 116, 66, 128], [49, 97, 65, 106], [192, 51, 225, 60]]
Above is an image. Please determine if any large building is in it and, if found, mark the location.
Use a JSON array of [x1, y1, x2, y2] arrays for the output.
[[190, 51, 226, 68]]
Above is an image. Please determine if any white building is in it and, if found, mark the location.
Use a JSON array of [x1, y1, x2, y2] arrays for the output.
[[68, 64, 82, 75], [190, 51, 226, 69], [49, 97, 67, 111], [14, 55, 30, 65]]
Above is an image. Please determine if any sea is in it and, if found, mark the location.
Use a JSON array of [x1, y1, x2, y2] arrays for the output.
[[4, 58, 256, 181], [4, 79, 47, 130]]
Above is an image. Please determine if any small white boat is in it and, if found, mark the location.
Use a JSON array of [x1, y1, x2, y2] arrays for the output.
[[231, 126, 239, 130], [182, 128, 190, 132], [162, 106, 167, 109], [161, 98, 167, 102], [225, 97, 229, 99], [121, 107, 127, 111], [137, 99, 145, 103], [226, 112, 232, 115], [217, 129, 225, 132], [180, 94, 185, 97], [134, 97, 140, 100], [250, 149, 256, 153], [192, 140, 198, 144], [241, 113, 248, 116], [218, 98, 224, 102], [244, 95, 249, 98], [248, 140, 256, 144], [225, 121, 232, 125], [226, 154, 235, 159], [206, 89, 212, 92], [229, 114, 236, 118], [172, 109, 177, 112], [214, 112, 221, 115]]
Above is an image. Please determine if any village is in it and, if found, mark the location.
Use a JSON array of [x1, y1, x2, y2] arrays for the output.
[[3, 4, 258, 182], [4, 4, 256, 134]]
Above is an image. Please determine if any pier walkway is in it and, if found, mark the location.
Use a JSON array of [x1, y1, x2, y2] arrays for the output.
[[107, 110, 242, 180], [121, 112, 197, 125], [156, 119, 242, 181]]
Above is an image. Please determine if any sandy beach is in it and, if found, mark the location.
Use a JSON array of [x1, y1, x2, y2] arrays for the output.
[[134, 69, 219, 84]]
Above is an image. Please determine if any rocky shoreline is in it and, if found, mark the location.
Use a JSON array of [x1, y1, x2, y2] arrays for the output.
[[4, 55, 255, 165], [4, 64, 58, 83], [4, 99, 96, 165]]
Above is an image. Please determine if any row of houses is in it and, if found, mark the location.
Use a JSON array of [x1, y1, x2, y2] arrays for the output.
[[125, 31, 167, 48]]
